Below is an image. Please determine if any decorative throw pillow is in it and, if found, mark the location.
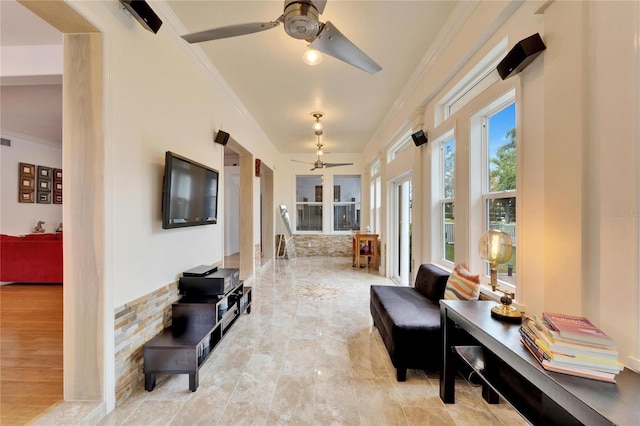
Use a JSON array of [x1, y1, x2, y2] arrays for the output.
[[444, 264, 480, 301]]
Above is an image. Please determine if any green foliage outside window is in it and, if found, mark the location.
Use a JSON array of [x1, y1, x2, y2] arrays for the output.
[[490, 128, 516, 192]]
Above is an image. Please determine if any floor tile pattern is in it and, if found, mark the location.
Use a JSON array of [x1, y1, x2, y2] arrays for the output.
[[35, 257, 527, 425]]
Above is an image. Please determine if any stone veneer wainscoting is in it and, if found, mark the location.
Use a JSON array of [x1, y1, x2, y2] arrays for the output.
[[292, 234, 352, 257], [113, 281, 180, 404]]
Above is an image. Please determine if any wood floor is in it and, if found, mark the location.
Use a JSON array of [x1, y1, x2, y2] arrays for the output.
[[0, 284, 63, 426]]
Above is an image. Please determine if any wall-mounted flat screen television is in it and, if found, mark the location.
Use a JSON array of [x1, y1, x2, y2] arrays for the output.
[[162, 151, 219, 229]]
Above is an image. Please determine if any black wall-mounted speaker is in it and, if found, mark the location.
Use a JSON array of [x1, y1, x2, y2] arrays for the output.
[[120, 0, 163, 34], [497, 33, 546, 80], [214, 130, 230, 146], [411, 130, 428, 147]]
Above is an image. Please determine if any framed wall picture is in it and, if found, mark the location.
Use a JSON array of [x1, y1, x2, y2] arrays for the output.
[[20, 177, 35, 190], [20, 162, 35, 177], [18, 163, 36, 202], [53, 168, 63, 204], [37, 191, 52, 204], [39, 179, 52, 190], [37, 165, 53, 204], [37, 166, 52, 179], [19, 189, 35, 203]]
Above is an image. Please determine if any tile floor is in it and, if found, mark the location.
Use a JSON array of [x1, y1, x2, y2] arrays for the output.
[[34, 257, 527, 425]]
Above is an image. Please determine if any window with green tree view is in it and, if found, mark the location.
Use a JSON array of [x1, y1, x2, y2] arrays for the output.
[[440, 135, 455, 264], [484, 102, 516, 286]]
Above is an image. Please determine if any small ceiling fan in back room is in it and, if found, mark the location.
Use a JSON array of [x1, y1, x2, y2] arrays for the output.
[[292, 112, 353, 171], [180, 0, 382, 74]]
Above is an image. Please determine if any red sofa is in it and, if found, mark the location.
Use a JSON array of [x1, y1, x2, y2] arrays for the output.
[[0, 233, 63, 283]]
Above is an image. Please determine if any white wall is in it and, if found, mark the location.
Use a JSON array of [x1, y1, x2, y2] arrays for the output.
[[0, 131, 62, 235], [276, 152, 363, 232], [587, 0, 640, 371], [61, 0, 280, 309], [17, 0, 640, 408], [356, 0, 640, 369]]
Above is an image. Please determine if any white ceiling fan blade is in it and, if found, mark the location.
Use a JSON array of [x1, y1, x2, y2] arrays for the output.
[[323, 162, 354, 168], [291, 159, 313, 165], [310, 21, 382, 74], [310, 0, 327, 14], [182, 18, 282, 43]]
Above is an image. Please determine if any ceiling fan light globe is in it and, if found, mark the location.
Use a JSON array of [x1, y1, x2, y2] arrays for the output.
[[303, 48, 323, 65], [312, 120, 324, 132]]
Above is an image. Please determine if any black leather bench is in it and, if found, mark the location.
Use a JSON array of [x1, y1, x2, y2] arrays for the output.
[[370, 264, 475, 381]]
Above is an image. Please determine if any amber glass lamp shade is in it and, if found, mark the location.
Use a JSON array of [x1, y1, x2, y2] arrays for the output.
[[478, 229, 513, 290], [478, 230, 521, 322]]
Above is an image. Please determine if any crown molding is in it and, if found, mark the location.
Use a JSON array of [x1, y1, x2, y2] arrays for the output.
[[152, 1, 272, 146], [365, 0, 524, 152], [0, 128, 62, 148], [366, 1, 480, 148]]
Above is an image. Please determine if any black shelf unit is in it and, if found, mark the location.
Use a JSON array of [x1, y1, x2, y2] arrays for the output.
[[143, 277, 252, 392]]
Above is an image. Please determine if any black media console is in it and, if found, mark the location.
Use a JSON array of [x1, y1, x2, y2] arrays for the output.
[[143, 267, 251, 392]]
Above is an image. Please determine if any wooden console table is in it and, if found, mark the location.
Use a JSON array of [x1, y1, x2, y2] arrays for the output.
[[440, 300, 640, 425], [352, 233, 379, 269]]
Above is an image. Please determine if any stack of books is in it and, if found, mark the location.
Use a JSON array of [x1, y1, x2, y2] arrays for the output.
[[520, 312, 623, 383]]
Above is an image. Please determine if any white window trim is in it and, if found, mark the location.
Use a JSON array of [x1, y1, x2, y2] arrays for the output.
[[370, 160, 381, 177], [437, 131, 456, 267], [295, 175, 324, 234], [387, 130, 412, 163], [435, 37, 509, 127], [473, 90, 517, 294], [332, 175, 362, 233]]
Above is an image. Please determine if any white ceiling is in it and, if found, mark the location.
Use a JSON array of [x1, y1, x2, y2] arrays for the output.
[[1, 0, 460, 155], [0, 0, 62, 46], [0, 0, 63, 144], [165, 0, 457, 154]]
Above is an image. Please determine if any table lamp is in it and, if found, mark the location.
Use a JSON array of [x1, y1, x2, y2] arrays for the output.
[[478, 229, 522, 322]]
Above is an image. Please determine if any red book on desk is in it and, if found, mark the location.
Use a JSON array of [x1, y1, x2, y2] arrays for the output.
[[542, 312, 615, 348]]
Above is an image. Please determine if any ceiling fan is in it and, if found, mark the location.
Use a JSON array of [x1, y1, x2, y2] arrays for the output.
[[181, 0, 382, 74], [292, 113, 354, 171]]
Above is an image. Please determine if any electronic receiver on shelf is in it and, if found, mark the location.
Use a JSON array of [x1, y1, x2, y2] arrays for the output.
[[179, 268, 239, 296], [182, 264, 218, 277]]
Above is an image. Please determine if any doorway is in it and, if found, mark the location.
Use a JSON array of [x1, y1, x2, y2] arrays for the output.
[[224, 147, 240, 269], [391, 176, 412, 286]]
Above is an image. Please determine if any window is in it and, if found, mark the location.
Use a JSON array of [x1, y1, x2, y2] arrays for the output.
[[435, 38, 508, 126], [374, 176, 381, 233], [387, 130, 412, 163], [333, 175, 361, 231], [295, 176, 323, 231], [370, 161, 381, 233], [482, 101, 516, 288], [370, 161, 381, 177], [440, 135, 455, 264]]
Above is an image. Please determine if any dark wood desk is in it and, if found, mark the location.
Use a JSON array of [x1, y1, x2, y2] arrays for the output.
[[440, 300, 640, 426]]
